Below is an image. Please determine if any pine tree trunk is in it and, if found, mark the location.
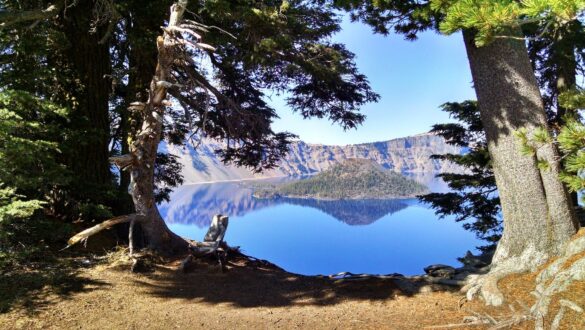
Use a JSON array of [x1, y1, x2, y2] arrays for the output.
[[551, 22, 578, 124], [62, 1, 112, 189], [119, 11, 162, 196], [549, 22, 579, 207], [462, 29, 579, 268], [124, 0, 189, 254]]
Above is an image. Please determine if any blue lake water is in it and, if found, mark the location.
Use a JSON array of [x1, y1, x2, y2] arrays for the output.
[[159, 175, 480, 276]]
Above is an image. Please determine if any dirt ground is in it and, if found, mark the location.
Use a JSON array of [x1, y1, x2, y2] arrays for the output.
[[0, 251, 542, 330]]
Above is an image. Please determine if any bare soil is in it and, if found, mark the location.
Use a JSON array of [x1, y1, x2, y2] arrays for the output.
[[0, 251, 527, 330], [4, 231, 583, 329]]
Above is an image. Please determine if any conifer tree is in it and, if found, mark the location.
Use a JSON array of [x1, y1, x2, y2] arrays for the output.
[[335, 0, 582, 305], [418, 101, 501, 250], [0, 90, 71, 263], [58, 0, 379, 254]]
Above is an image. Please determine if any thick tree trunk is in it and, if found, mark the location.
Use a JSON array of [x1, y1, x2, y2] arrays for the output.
[[123, 0, 189, 255], [551, 22, 578, 124], [549, 22, 579, 207], [62, 1, 112, 188], [462, 29, 579, 269], [119, 12, 162, 195]]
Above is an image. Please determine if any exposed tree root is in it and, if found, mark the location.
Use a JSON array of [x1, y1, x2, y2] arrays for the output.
[[425, 309, 530, 329], [531, 233, 585, 330], [462, 245, 551, 306], [459, 231, 585, 329], [463, 263, 529, 306], [428, 300, 533, 329]]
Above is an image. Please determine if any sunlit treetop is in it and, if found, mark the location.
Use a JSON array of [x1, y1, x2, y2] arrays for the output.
[[431, 0, 585, 45], [334, 0, 584, 45]]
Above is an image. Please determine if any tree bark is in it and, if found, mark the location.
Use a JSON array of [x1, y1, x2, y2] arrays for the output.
[[61, 1, 112, 189], [119, 9, 163, 196], [548, 21, 580, 207], [123, 0, 189, 254], [462, 29, 579, 269], [551, 22, 578, 124]]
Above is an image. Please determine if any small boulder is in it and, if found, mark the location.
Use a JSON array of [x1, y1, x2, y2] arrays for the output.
[[424, 264, 456, 278], [458, 250, 492, 268], [131, 257, 151, 273]]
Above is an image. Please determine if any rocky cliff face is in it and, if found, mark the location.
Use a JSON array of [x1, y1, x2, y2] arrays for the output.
[[167, 133, 462, 183]]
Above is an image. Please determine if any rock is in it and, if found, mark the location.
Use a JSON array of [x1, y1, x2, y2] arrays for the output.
[[459, 250, 493, 268], [418, 285, 435, 294], [131, 258, 151, 273], [424, 264, 456, 278], [453, 271, 472, 281], [393, 278, 418, 294], [169, 133, 464, 184]]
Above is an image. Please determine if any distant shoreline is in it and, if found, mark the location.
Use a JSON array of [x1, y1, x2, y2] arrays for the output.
[[253, 193, 421, 201], [179, 175, 290, 186], [178, 170, 441, 186]]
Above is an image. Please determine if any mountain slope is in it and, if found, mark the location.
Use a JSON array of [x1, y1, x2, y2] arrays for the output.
[[167, 133, 462, 183]]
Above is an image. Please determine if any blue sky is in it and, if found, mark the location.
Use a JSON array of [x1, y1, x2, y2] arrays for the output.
[[270, 18, 477, 146]]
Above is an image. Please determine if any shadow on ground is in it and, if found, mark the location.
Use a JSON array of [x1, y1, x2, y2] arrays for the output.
[[132, 254, 421, 308], [0, 259, 110, 314]]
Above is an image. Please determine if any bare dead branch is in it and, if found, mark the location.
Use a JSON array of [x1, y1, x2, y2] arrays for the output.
[[183, 19, 237, 40], [128, 102, 146, 112], [164, 26, 202, 40], [110, 154, 134, 170], [180, 56, 244, 115], [65, 214, 145, 248]]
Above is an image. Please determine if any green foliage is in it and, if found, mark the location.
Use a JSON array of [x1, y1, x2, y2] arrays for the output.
[[0, 214, 74, 271], [160, 0, 380, 171], [0, 186, 44, 224], [558, 118, 585, 192], [514, 128, 537, 156], [559, 88, 585, 110], [517, 87, 585, 199], [108, 0, 379, 189], [336, 1, 585, 128], [515, 127, 558, 174], [260, 159, 428, 199], [74, 203, 114, 222], [433, 0, 585, 46], [0, 90, 74, 267], [418, 101, 502, 249], [515, 126, 554, 174], [335, 0, 582, 244], [154, 153, 184, 203], [0, 90, 70, 192], [332, 0, 437, 38]]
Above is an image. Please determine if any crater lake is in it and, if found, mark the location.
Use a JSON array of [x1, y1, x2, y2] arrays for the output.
[[159, 175, 480, 276]]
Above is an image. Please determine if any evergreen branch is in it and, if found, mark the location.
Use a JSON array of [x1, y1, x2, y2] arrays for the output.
[[0, 1, 65, 29]]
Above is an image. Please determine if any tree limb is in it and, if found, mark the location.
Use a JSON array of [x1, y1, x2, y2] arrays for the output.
[[0, 1, 65, 29], [65, 214, 145, 248], [110, 154, 134, 170]]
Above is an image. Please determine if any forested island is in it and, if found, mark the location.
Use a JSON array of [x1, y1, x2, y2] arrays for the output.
[[254, 159, 428, 200]]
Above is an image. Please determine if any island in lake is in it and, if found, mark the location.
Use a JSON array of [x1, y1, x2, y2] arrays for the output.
[[253, 158, 429, 200]]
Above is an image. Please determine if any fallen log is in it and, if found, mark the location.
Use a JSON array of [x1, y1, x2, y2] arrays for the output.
[[66, 213, 144, 248]]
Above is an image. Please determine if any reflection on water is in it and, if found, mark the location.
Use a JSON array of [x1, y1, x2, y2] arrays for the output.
[[159, 182, 274, 228], [159, 182, 413, 227], [160, 176, 479, 276], [159, 173, 447, 228], [279, 198, 408, 226]]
